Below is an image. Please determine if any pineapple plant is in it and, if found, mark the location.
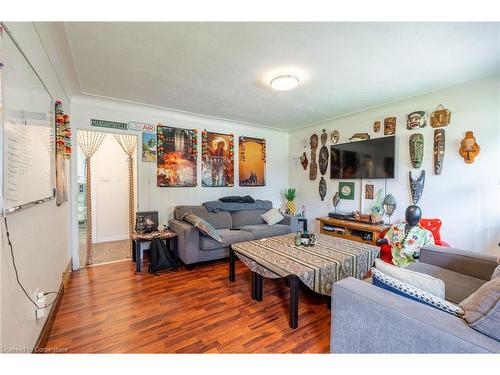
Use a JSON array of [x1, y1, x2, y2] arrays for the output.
[[282, 188, 297, 215]]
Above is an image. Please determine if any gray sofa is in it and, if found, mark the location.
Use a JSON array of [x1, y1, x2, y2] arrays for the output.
[[168, 201, 300, 266], [331, 245, 500, 353]]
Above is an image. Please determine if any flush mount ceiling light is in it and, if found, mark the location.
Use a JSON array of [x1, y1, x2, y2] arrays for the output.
[[270, 73, 300, 91]]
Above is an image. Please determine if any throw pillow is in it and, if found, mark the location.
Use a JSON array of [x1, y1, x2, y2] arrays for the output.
[[261, 208, 284, 226], [491, 264, 500, 280], [182, 213, 223, 242], [374, 259, 445, 299], [372, 268, 464, 317], [459, 277, 500, 341]]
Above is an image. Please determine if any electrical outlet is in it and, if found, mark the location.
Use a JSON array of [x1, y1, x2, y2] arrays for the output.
[[35, 291, 46, 320]]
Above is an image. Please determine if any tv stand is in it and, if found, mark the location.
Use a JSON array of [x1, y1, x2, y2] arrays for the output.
[[316, 217, 388, 245]]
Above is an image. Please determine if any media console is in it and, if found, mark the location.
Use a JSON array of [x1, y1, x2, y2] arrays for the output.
[[316, 217, 389, 245]]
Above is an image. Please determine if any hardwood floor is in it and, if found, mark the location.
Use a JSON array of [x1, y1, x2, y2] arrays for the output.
[[45, 259, 331, 353]]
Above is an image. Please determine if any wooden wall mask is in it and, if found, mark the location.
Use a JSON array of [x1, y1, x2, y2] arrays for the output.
[[384, 117, 396, 135], [318, 130, 329, 175], [409, 170, 425, 205], [459, 131, 480, 164], [433, 129, 445, 175], [309, 133, 318, 180], [373, 121, 381, 132], [319, 177, 327, 201], [407, 111, 428, 130], [409, 133, 424, 168]]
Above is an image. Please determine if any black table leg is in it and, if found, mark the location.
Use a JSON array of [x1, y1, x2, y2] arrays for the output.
[[229, 248, 236, 282], [135, 240, 141, 273], [288, 275, 299, 329], [252, 271, 263, 302], [326, 296, 332, 310]]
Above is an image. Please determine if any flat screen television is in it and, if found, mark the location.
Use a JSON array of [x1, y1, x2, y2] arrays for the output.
[[330, 136, 395, 179]]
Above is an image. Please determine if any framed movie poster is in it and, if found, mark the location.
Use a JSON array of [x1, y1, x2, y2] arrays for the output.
[[201, 130, 234, 187], [157, 125, 198, 187], [239, 136, 266, 186], [142, 132, 157, 162]]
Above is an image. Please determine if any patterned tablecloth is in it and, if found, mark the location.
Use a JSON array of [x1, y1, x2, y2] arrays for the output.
[[231, 233, 379, 296]]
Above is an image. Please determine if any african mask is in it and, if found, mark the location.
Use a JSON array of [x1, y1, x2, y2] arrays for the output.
[[300, 152, 308, 170], [373, 121, 381, 132], [384, 117, 396, 135], [409, 170, 425, 205], [319, 145, 329, 175], [320, 129, 328, 146], [433, 129, 445, 175], [459, 131, 480, 164], [409, 133, 424, 168], [349, 133, 370, 141], [407, 111, 428, 130], [319, 177, 327, 201], [330, 130, 339, 144], [310, 134, 318, 150]]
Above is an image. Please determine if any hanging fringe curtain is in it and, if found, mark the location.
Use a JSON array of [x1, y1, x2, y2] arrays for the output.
[[113, 134, 137, 241], [77, 130, 106, 266]]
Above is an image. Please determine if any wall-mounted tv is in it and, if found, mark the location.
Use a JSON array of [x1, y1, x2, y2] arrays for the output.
[[330, 136, 395, 179]]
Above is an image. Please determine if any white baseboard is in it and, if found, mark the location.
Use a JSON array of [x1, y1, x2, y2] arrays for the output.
[[95, 234, 129, 243]]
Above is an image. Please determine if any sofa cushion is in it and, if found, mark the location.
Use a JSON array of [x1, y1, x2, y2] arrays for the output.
[[261, 208, 285, 225], [182, 213, 222, 242], [239, 224, 290, 239], [199, 228, 254, 251], [459, 277, 500, 341], [407, 262, 486, 304], [372, 268, 464, 317], [375, 259, 445, 299], [174, 205, 232, 229], [231, 210, 268, 227]]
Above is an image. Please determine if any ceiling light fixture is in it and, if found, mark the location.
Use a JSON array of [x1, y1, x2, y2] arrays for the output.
[[270, 73, 300, 91]]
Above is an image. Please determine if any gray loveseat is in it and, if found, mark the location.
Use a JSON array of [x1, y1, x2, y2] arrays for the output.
[[331, 245, 500, 353], [168, 200, 300, 266]]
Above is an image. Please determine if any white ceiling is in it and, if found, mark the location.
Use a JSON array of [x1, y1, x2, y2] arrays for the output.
[[63, 22, 500, 130]]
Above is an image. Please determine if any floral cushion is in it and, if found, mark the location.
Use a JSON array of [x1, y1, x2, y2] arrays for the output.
[[182, 213, 223, 242], [372, 267, 464, 317], [384, 223, 434, 267]]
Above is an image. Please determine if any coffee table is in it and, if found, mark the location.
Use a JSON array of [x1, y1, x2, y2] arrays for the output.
[[229, 233, 379, 328]]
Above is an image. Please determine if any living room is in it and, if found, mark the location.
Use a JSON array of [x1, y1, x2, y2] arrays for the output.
[[1, 1, 499, 372]]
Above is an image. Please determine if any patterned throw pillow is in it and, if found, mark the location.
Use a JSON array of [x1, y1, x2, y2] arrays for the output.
[[372, 267, 464, 317], [261, 208, 284, 226], [182, 213, 223, 242]]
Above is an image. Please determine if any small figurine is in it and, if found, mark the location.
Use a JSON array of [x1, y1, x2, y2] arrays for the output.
[[431, 104, 451, 128], [407, 111, 428, 130], [373, 121, 381, 132], [349, 133, 370, 141], [434, 129, 445, 174], [409, 133, 424, 168], [332, 192, 340, 213], [384, 117, 396, 135], [459, 131, 480, 164]]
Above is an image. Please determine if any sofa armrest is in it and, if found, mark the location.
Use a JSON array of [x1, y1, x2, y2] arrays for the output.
[[279, 214, 300, 232], [168, 219, 200, 265], [420, 244, 498, 281], [331, 277, 499, 353]]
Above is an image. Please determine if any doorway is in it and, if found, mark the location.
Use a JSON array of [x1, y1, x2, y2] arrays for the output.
[[77, 130, 138, 267]]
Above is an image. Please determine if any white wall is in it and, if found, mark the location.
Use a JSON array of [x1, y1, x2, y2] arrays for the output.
[[289, 75, 500, 255], [1, 23, 71, 351], [70, 95, 290, 267]]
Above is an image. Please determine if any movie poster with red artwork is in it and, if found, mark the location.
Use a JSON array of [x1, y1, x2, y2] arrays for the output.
[[157, 125, 197, 187]]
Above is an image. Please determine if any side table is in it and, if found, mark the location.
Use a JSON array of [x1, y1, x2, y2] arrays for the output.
[[131, 230, 178, 273]]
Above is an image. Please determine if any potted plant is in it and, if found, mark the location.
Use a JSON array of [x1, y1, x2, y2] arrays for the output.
[[282, 188, 297, 215]]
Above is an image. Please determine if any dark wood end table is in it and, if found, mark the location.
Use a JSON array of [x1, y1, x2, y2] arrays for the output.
[[131, 230, 178, 273]]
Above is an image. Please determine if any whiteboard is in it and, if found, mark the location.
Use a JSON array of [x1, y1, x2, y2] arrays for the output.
[[1, 25, 55, 213]]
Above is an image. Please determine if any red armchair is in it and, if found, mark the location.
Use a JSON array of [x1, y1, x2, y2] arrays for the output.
[[377, 218, 451, 264]]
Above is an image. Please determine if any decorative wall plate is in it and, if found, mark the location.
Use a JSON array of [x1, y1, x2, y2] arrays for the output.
[[407, 111, 428, 130], [409, 133, 424, 168], [384, 117, 396, 135], [433, 129, 445, 175]]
